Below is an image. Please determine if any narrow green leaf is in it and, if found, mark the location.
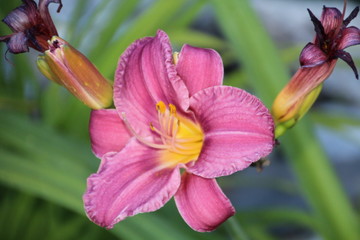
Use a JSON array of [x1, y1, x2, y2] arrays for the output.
[[225, 217, 251, 240], [88, 0, 140, 59], [95, 0, 188, 77]]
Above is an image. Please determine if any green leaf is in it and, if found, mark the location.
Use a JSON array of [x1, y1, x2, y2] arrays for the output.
[[95, 0, 189, 78]]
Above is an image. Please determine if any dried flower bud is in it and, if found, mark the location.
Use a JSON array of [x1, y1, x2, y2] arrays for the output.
[[37, 37, 113, 109], [0, 0, 62, 53], [272, 3, 360, 137]]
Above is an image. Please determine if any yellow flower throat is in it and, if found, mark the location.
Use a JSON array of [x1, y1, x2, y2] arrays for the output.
[[122, 101, 204, 167]]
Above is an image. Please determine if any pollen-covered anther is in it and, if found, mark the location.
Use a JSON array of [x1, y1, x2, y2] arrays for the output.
[[169, 103, 177, 115], [152, 101, 181, 143], [156, 101, 166, 113]]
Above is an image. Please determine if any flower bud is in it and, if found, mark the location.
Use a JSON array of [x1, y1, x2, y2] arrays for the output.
[[272, 3, 360, 137], [273, 83, 323, 138], [272, 60, 336, 138], [37, 36, 113, 109]]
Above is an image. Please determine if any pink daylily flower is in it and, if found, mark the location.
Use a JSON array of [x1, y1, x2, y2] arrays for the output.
[[83, 30, 275, 232]]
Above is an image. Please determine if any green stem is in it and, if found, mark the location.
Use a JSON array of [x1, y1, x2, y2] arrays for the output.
[[211, 0, 360, 239], [282, 120, 360, 240], [226, 217, 251, 240]]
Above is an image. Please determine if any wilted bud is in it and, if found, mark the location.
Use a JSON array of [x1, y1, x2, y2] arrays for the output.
[[37, 36, 113, 109], [0, 0, 62, 53], [272, 3, 360, 137]]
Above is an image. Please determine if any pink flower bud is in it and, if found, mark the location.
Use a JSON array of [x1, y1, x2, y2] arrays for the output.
[[37, 37, 113, 109]]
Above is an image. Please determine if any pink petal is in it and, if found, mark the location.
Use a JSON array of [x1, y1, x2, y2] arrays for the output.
[[84, 139, 181, 229], [89, 109, 131, 158], [174, 172, 235, 232], [114, 30, 189, 136], [176, 44, 223, 96], [320, 7, 343, 37], [299, 43, 327, 67], [188, 86, 274, 178], [338, 26, 360, 50]]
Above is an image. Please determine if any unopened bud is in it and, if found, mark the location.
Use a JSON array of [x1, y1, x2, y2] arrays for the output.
[[272, 61, 335, 138], [37, 36, 113, 109]]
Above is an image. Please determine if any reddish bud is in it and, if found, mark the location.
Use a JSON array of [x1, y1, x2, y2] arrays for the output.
[[0, 0, 62, 53]]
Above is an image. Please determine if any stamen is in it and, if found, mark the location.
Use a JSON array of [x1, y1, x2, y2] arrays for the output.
[[171, 120, 179, 146], [156, 101, 166, 113], [122, 112, 169, 150], [169, 104, 176, 115], [123, 101, 204, 166], [173, 52, 179, 65], [150, 123, 172, 140], [333, 0, 347, 36]]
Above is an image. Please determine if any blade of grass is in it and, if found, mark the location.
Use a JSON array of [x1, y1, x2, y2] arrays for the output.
[[88, 0, 140, 59], [168, 28, 227, 50], [170, 0, 207, 29], [70, 1, 111, 46], [95, 0, 188, 78], [225, 217, 251, 240], [240, 208, 318, 231]]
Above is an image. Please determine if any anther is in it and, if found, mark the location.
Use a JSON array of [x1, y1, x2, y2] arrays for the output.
[[156, 101, 166, 113], [169, 104, 176, 115], [173, 52, 179, 65]]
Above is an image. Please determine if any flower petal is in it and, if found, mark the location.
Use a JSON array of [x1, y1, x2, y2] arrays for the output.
[[114, 30, 189, 136], [188, 86, 274, 178], [2, 0, 38, 32], [320, 7, 342, 37], [38, 0, 62, 36], [338, 26, 360, 50], [174, 172, 235, 232], [334, 50, 359, 79], [343, 6, 359, 27], [84, 139, 181, 229], [0, 32, 29, 53], [89, 109, 131, 158], [176, 44, 223, 96], [299, 43, 327, 67]]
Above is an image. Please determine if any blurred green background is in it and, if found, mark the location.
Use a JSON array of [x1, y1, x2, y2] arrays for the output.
[[0, 0, 359, 239]]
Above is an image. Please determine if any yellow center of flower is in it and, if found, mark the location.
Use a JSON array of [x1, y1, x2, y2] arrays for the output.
[[122, 101, 204, 167]]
